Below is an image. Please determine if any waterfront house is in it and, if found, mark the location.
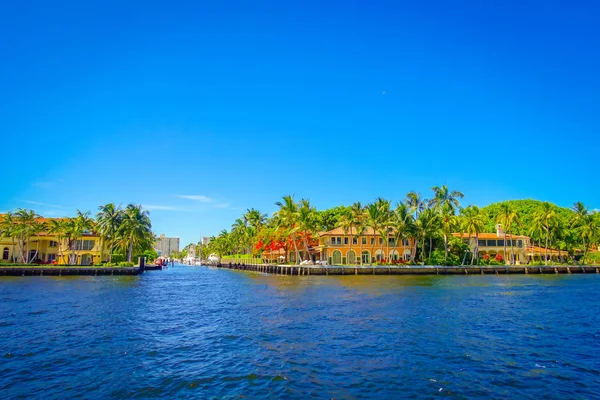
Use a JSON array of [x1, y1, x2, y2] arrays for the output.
[[0, 217, 106, 265], [318, 227, 415, 265], [453, 224, 568, 264]]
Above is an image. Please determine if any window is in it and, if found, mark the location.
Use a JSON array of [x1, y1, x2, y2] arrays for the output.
[[72, 240, 95, 251], [344, 237, 348, 245], [388, 238, 396, 245], [497, 240, 505, 247], [487, 240, 497, 247], [401, 239, 409, 246], [47, 254, 56, 262], [49, 241, 58, 248], [517, 240, 523, 248], [370, 238, 375, 245], [478, 240, 486, 247], [336, 237, 342, 245], [379, 238, 383, 245], [353, 238, 358, 244], [362, 237, 367, 245], [2, 247, 8, 260]]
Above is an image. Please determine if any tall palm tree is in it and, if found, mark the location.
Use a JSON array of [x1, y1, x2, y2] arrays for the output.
[[392, 203, 413, 263], [429, 185, 464, 214], [418, 208, 439, 264], [118, 204, 153, 263], [47, 219, 68, 264], [297, 199, 317, 263], [275, 195, 301, 264], [14, 209, 40, 263], [336, 210, 352, 264], [534, 202, 556, 266], [439, 205, 457, 266], [0, 212, 17, 262], [405, 191, 426, 219], [96, 203, 122, 263], [497, 203, 519, 265], [365, 203, 382, 265], [571, 202, 591, 264], [374, 198, 392, 263], [461, 206, 486, 265]]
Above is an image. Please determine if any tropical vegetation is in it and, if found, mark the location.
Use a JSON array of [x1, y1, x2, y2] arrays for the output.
[[200, 187, 600, 266], [0, 203, 155, 265]]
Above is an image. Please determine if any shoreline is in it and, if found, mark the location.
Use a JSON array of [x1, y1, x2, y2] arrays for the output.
[[211, 263, 600, 276], [0, 266, 142, 276]]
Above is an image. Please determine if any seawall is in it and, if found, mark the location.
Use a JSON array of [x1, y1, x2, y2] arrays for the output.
[[211, 263, 600, 276]]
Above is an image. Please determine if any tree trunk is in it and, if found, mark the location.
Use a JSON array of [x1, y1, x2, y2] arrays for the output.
[[444, 234, 448, 266], [470, 235, 476, 265], [429, 236, 433, 263], [504, 232, 507, 265], [11, 237, 16, 263], [302, 231, 312, 264], [128, 241, 133, 263], [545, 228, 549, 266], [510, 236, 515, 265], [291, 232, 301, 264]]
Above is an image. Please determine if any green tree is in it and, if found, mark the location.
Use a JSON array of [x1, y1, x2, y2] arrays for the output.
[[460, 206, 486, 265], [118, 204, 153, 263], [275, 195, 301, 264], [96, 203, 122, 263], [534, 202, 556, 265]]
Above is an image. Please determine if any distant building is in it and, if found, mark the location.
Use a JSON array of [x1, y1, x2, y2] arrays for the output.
[[155, 234, 180, 257], [202, 236, 212, 246]]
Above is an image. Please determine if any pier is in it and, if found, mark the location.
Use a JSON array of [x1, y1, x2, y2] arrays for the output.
[[212, 263, 600, 276]]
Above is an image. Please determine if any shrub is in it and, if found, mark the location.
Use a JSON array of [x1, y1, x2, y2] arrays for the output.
[[117, 261, 134, 267]]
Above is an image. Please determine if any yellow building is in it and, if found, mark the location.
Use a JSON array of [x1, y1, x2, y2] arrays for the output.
[[318, 227, 415, 265], [0, 218, 106, 265]]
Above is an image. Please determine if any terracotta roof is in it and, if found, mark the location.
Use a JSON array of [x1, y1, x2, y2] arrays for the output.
[[452, 232, 529, 240], [526, 246, 564, 255], [320, 227, 383, 236]]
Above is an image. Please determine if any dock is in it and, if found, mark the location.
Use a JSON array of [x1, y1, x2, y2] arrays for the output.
[[212, 263, 600, 276]]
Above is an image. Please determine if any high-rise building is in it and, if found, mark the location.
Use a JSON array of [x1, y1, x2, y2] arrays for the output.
[[201, 236, 212, 246], [155, 234, 180, 257]]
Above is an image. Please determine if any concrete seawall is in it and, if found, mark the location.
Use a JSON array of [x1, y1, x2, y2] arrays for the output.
[[211, 263, 600, 276], [0, 267, 142, 276]]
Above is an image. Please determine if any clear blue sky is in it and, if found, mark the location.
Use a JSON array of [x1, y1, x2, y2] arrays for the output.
[[1, 0, 599, 246]]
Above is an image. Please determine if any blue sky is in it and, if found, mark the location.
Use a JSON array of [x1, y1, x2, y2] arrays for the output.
[[1, 0, 599, 246]]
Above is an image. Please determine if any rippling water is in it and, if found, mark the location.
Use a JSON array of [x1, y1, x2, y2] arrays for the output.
[[1, 266, 599, 399]]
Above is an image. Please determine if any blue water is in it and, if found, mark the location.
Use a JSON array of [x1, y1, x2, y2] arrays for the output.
[[1, 266, 599, 399]]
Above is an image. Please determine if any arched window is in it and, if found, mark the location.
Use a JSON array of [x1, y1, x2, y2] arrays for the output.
[[361, 251, 371, 264], [347, 250, 356, 264], [332, 250, 342, 265], [2, 247, 8, 260]]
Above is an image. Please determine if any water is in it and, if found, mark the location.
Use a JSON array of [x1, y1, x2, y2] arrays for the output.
[[1, 266, 599, 399]]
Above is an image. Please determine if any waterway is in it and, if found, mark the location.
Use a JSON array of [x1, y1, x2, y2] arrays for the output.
[[1, 265, 599, 398]]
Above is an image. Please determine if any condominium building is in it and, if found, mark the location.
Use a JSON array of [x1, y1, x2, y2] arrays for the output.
[[155, 234, 180, 257]]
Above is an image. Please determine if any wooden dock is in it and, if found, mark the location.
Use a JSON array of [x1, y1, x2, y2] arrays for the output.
[[0, 267, 143, 276], [212, 263, 600, 276]]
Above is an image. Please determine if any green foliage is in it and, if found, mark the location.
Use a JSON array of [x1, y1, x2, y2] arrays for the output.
[[118, 261, 134, 267], [481, 200, 574, 237], [142, 249, 158, 262], [428, 249, 460, 266], [316, 205, 352, 232]]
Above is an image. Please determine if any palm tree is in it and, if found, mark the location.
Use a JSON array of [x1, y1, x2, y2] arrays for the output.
[[96, 203, 122, 263], [571, 202, 592, 264], [429, 185, 464, 214], [497, 203, 519, 265], [14, 209, 40, 263], [275, 195, 301, 264], [439, 205, 456, 266], [28, 220, 46, 262], [47, 219, 68, 264], [0, 212, 17, 262], [336, 210, 352, 264], [534, 202, 556, 266], [365, 203, 382, 265], [374, 198, 392, 263], [118, 204, 153, 263], [297, 199, 317, 263], [392, 203, 413, 263], [405, 191, 426, 219], [461, 206, 486, 265], [418, 208, 439, 264]]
